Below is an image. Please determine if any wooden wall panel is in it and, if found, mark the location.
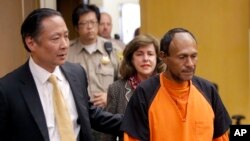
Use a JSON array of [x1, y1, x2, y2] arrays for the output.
[[0, 0, 39, 77]]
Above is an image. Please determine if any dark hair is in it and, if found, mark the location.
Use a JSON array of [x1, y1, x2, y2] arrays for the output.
[[120, 34, 165, 80], [160, 27, 197, 56], [21, 8, 62, 52], [134, 27, 140, 37], [72, 3, 100, 27]]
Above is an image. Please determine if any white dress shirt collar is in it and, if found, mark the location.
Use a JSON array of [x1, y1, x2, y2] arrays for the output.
[[29, 56, 63, 83]]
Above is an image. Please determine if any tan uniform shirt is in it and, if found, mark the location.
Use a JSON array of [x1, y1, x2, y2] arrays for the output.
[[67, 36, 123, 98], [110, 39, 126, 49]]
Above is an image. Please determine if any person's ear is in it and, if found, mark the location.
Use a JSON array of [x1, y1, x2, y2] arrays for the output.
[[160, 51, 167, 60], [25, 36, 36, 51], [160, 51, 170, 65]]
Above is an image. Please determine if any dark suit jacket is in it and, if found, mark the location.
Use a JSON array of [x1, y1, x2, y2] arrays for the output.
[[0, 60, 122, 141]]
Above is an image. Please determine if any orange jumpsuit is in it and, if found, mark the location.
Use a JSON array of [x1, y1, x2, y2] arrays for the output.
[[121, 73, 231, 141]]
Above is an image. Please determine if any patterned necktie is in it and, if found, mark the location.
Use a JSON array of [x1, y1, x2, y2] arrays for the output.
[[48, 74, 76, 141]]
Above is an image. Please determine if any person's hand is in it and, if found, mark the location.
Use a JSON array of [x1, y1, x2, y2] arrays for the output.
[[90, 92, 107, 108]]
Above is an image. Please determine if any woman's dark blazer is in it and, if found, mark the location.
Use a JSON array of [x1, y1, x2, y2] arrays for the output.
[[101, 79, 134, 141]]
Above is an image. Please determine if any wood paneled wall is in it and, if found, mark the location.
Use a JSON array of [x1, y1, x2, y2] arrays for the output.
[[0, 0, 39, 76]]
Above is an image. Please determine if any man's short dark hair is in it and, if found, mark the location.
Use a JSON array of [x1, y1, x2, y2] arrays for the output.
[[72, 4, 100, 27], [160, 27, 197, 56]]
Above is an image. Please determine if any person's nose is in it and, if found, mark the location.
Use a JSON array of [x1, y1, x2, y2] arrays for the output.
[[143, 54, 149, 61], [104, 24, 109, 29], [61, 37, 69, 49], [186, 57, 195, 66]]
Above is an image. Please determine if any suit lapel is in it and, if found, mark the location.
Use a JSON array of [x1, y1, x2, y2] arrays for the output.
[[20, 62, 50, 141], [60, 64, 85, 104], [125, 81, 133, 102], [61, 63, 93, 140]]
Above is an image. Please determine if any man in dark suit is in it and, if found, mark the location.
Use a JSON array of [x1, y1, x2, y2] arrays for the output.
[[0, 8, 122, 141]]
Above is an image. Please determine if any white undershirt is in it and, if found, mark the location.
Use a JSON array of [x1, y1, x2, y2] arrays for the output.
[[84, 42, 97, 54], [29, 57, 80, 141]]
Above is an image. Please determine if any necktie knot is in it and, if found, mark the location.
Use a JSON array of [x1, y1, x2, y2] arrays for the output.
[[48, 74, 58, 85]]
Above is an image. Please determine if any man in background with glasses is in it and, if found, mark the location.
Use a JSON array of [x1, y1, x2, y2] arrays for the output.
[[67, 4, 123, 141]]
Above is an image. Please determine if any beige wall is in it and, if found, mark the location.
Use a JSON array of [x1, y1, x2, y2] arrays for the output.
[[0, 0, 39, 77], [140, 0, 250, 123]]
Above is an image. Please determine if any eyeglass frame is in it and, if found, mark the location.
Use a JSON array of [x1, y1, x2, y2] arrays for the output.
[[78, 20, 98, 27]]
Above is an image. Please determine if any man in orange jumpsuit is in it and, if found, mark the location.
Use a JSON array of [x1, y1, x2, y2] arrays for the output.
[[121, 28, 231, 141]]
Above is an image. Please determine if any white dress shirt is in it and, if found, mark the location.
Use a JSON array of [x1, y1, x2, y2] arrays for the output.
[[29, 57, 80, 141]]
